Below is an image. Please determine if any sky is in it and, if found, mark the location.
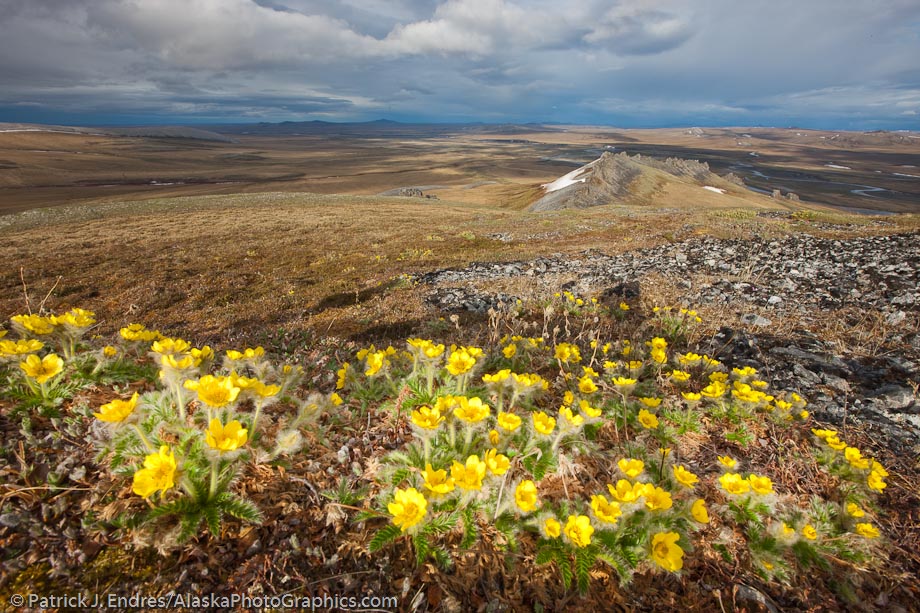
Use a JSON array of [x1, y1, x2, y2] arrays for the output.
[[1, 0, 919, 130]]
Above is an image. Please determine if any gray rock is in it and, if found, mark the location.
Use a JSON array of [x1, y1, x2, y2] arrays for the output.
[[868, 385, 916, 412], [740, 313, 772, 327], [822, 373, 852, 394], [767, 295, 783, 305]]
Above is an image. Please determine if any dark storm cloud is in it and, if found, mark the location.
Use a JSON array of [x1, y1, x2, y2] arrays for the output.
[[0, 0, 918, 128]]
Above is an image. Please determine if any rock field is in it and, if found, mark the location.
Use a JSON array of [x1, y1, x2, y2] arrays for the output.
[[418, 232, 920, 451]]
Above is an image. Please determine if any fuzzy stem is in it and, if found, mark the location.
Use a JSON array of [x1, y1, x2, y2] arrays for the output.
[[252, 400, 264, 441], [209, 458, 220, 501], [132, 424, 154, 453]]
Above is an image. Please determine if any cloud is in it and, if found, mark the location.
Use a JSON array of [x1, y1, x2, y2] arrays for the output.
[[0, 0, 918, 128]]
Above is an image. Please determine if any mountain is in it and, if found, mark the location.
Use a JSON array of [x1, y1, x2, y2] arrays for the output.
[[530, 151, 753, 211]]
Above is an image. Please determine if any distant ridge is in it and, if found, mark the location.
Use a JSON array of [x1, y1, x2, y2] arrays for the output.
[[530, 151, 742, 211], [0, 123, 235, 143], [213, 119, 561, 137]]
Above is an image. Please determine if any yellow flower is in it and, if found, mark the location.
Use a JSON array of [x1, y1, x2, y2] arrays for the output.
[[732, 366, 758, 379], [563, 515, 594, 548], [619, 302, 630, 311], [827, 436, 848, 452], [678, 352, 702, 366], [543, 517, 561, 538], [205, 419, 249, 452], [578, 375, 598, 394], [502, 344, 517, 358], [579, 399, 602, 418], [691, 499, 710, 523], [638, 409, 659, 429], [132, 445, 177, 498], [411, 405, 444, 430], [844, 447, 870, 470], [639, 397, 662, 408], [422, 464, 455, 496], [611, 376, 637, 387], [558, 406, 584, 428], [643, 486, 673, 511], [867, 471, 887, 492], [497, 411, 522, 432], [184, 375, 241, 408], [52, 308, 96, 329], [446, 347, 479, 375], [190, 346, 213, 365], [11, 314, 55, 335], [151, 337, 191, 355], [94, 392, 138, 423], [700, 381, 726, 399], [781, 522, 796, 538], [103, 345, 118, 358], [673, 465, 699, 488], [484, 449, 510, 475], [451, 455, 487, 491], [719, 473, 751, 496], [618, 458, 644, 479], [515, 480, 538, 512], [160, 353, 195, 370], [608, 479, 644, 503], [681, 392, 702, 402], [253, 381, 281, 398], [717, 455, 737, 469], [846, 503, 865, 518], [854, 523, 880, 539], [650, 532, 684, 571], [532, 411, 556, 435], [120, 323, 162, 342], [554, 343, 581, 364], [709, 372, 729, 383], [489, 429, 500, 445], [20, 353, 64, 383], [670, 370, 691, 382], [802, 525, 817, 540], [590, 494, 622, 524], [388, 487, 428, 532], [364, 350, 388, 377], [336, 362, 349, 389], [453, 396, 490, 423], [0, 338, 44, 356], [748, 474, 774, 495], [871, 460, 888, 477], [329, 392, 343, 406]]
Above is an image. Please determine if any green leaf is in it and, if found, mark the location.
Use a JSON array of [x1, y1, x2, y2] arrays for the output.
[[460, 507, 478, 549], [575, 547, 597, 594], [216, 493, 264, 524], [413, 534, 431, 565], [368, 524, 403, 553], [554, 549, 573, 589]]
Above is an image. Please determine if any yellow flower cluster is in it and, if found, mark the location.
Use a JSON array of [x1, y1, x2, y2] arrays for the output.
[[812, 429, 888, 492]]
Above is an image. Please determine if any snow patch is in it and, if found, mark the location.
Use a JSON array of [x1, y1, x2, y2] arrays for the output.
[[703, 186, 726, 194], [824, 164, 851, 170], [542, 160, 597, 193], [893, 173, 919, 178]]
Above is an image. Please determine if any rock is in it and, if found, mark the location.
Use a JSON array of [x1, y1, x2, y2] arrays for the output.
[[868, 385, 916, 412], [793, 363, 822, 386], [767, 295, 783, 305], [822, 373, 852, 394], [601, 281, 641, 301], [887, 311, 907, 326], [741, 313, 772, 327]]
